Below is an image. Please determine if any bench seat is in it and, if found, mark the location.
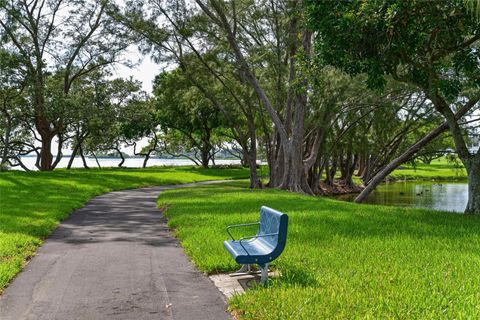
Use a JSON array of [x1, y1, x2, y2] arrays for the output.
[[224, 237, 275, 265], [223, 206, 288, 283]]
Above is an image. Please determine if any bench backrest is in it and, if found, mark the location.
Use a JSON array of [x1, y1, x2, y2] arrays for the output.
[[258, 206, 288, 253]]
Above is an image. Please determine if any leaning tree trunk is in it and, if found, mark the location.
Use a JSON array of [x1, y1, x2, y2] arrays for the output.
[[67, 143, 80, 169], [355, 97, 478, 203], [93, 152, 101, 168], [67, 132, 88, 169], [79, 145, 89, 169]]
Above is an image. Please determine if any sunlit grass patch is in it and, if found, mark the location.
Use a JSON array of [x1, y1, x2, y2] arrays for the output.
[[391, 158, 467, 181], [159, 182, 480, 319]]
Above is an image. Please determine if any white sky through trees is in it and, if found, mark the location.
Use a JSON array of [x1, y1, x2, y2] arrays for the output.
[[112, 47, 161, 94]]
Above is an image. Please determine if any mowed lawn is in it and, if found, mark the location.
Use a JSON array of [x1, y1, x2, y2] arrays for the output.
[[0, 166, 249, 292], [159, 182, 480, 319]]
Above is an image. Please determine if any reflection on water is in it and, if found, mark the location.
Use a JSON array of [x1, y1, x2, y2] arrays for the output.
[[335, 182, 468, 213]]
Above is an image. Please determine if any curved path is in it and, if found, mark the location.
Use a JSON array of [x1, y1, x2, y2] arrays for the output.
[[0, 181, 231, 320]]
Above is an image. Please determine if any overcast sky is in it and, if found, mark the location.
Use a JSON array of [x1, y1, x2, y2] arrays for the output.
[[111, 47, 163, 94]]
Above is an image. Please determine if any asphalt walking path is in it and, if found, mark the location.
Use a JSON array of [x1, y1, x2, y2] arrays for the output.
[[0, 181, 231, 320]]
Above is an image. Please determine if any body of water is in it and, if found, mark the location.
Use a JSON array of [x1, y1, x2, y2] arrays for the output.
[[13, 156, 242, 171], [335, 181, 468, 213]]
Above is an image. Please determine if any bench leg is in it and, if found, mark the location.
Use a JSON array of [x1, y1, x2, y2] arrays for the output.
[[229, 264, 253, 277], [238, 264, 251, 273], [259, 263, 269, 284]]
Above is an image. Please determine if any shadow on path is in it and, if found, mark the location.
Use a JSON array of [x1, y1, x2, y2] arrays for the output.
[[0, 181, 231, 320]]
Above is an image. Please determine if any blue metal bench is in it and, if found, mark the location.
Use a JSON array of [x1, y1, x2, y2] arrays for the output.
[[224, 206, 288, 284]]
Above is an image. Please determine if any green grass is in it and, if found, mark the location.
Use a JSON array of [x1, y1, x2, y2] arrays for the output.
[[0, 166, 249, 292], [159, 181, 480, 319], [390, 158, 467, 181]]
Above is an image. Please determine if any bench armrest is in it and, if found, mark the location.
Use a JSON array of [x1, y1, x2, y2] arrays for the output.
[[239, 233, 279, 254], [226, 222, 260, 241]]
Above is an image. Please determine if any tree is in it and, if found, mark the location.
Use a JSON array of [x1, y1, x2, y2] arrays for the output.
[[121, 97, 160, 168], [308, 0, 480, 213], [0, 0, 129, 170], [153, 70, 225, 168], [0, 46, 33, 170], [78, 78, 147, 168]]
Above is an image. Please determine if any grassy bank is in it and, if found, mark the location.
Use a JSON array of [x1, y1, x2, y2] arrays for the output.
[[159, 182, 480, 319], [0, 166, 249, 292], [389, 158, 467, 181]]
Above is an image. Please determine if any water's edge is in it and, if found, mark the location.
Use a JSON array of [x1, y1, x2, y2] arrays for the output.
[[334, 181, 468, 213]]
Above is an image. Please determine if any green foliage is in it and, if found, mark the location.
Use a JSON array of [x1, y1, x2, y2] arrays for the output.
[[153, 68, 227, 166], [76, 75, 148, 155], [307, 0, 480, 96], [0, 166, 250, 292], [465, 0, 480, 20], [160, 181, 480, 319]]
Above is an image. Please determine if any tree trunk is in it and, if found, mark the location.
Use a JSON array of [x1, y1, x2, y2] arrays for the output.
[[200, 148, 209, 168], [11, 157, 31, 171], [356, 154, 366, 176], [0, 118, 11, 170], [142, 152, 150, 168], [270, 135, 284, 187], [38, 132, 54, 171], [279, 30, 312, 194], [67, 143, 80, 169], [431, 94, 479, 215], [67, 132, 88, 169], [324, 157, 337, 186], [116, 147, 125, 167], [35, 115, 56, 171], [243, 142, 260, 189], [79, 145, 89, 169], [93, 152, 101, 168], [51, 133, 63, 169], [465, 159, 480, 214], [247, 155, 260, 189], [353, 99, 476, 203]]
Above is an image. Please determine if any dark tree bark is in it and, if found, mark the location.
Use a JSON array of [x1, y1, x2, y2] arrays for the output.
[[67, 132, 88, 169], [200, 148, 209, 168], [142, 154, 150, 168], [92, 152, 101, 168], [79, 144, 89, 169], [116, 147, 125, 167], [67, 143, 80, 169], [36, 116, 55, 171]]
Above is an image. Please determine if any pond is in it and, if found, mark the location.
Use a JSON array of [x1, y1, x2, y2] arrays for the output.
[[335, 181, 468, 213]]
